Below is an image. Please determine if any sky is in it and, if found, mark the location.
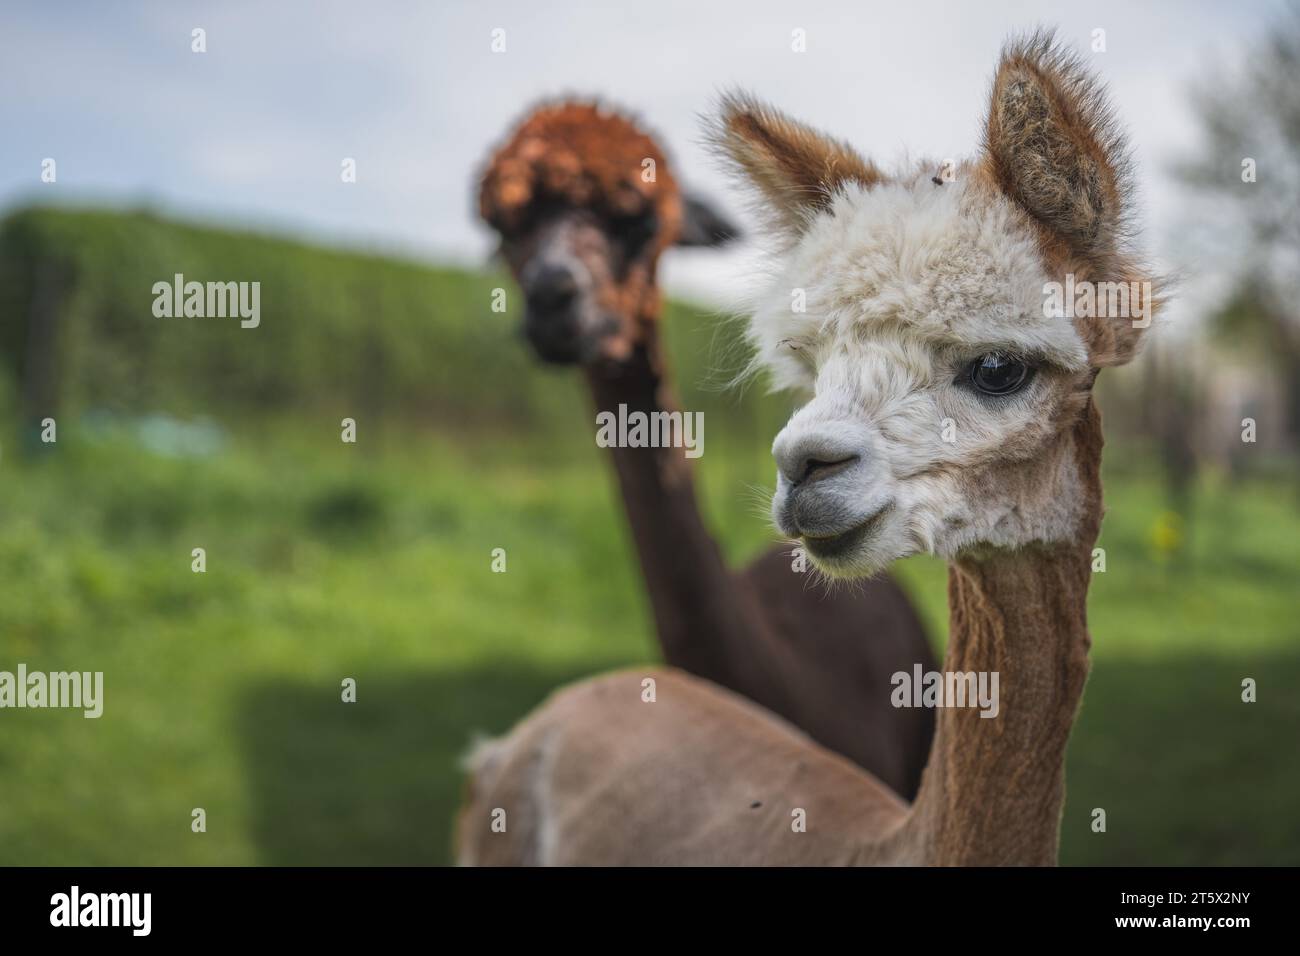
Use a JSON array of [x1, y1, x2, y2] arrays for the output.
[[0, 0, 1281, 319]]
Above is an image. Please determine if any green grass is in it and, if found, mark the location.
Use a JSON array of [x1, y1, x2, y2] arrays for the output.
[[0, 417, 1296, 866]]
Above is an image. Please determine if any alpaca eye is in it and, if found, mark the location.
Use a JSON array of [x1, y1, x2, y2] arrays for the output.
[[968, 352, 1032, 396], [612, 211, 658, 250]]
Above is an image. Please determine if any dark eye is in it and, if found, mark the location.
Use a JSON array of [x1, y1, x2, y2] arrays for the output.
[[967, 352, 1032, 396], [613, 211, 657, 249]]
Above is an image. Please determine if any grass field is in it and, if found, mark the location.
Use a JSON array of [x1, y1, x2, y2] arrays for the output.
[[1, 413, 1297, 866]]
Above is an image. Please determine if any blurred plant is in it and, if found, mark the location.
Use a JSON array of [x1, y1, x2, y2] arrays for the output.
[[1147, 509, 1185, 565], [306, 484, 388, 539], [1142, 341, 1201, 559]]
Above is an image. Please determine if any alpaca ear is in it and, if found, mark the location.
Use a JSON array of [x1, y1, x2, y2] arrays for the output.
[[707, 91, 882, 236], [982, 32, 1130, 265], [983, 32, 1151, 367], [675, 193, 741, 248]]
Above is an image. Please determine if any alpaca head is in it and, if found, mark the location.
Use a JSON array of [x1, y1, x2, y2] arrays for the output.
[[479, 101, 736, 365], [711, 34, 1154, 578]]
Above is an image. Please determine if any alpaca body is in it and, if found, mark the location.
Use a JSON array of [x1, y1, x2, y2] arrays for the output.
[[457, 667, 902, 867]]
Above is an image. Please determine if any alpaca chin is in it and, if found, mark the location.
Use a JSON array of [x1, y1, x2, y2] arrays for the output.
[[798, 511, 913, 581]]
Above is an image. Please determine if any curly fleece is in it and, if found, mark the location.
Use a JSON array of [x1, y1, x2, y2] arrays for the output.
[[478, 101, 683, 250]]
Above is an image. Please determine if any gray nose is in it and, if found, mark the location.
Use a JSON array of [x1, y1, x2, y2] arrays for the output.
[[522, 263, 579, 310], [772, 428, 863, 486]]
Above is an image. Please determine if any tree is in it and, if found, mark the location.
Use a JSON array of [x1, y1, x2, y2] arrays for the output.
[[1177, 3, 1300, 450]]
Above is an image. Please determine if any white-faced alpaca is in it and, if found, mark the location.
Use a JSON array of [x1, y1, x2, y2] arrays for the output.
[[477, 101, 935, 800], [458, 33, 1154, 865]]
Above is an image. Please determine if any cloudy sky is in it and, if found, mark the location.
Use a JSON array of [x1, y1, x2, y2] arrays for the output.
[[0, 0, 1280, 316]]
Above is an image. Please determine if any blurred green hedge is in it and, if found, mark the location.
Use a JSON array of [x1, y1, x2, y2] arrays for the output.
[[0, 206, 770, 434]]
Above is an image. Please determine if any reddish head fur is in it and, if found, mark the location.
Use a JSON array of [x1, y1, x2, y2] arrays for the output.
[[479, 101, 684, 252]]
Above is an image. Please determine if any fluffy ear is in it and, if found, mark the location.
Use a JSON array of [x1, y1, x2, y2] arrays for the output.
[[707, 91, 883, 236], [983, 31, 1131, 265], [984, 32, 1151, 367], [675, 193, 741, 247]]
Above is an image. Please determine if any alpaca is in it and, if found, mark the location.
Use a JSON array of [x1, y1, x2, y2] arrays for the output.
[[458, 34, 1155, 866], [477, 101, 936, 799]]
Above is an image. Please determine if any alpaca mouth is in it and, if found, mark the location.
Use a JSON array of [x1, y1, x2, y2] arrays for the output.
[[523, 309, 621, 367], [801, 506, 892, 561]]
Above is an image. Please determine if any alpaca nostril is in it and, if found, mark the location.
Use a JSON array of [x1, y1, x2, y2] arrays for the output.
[[772, 425, 870, 486], [800, 455, 860, 485]]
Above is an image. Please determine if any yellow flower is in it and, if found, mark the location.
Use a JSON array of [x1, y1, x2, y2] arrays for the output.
[[1149, 510, 1184, 559]]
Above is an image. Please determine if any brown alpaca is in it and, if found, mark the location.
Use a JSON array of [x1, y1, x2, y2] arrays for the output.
[[477, 101, 936, 799], [459, 34, 1155, 865]]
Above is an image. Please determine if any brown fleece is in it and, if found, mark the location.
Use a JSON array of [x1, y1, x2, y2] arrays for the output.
[[479, 101, 684, 253]]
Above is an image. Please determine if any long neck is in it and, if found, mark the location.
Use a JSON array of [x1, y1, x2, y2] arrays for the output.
[[584, 335, 750, 676], [880, 398, 1105, 866]]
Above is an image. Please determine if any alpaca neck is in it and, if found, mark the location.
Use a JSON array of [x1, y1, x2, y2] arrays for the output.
[[877, 398, 1104, 866], [584, 336, 750, 676]]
